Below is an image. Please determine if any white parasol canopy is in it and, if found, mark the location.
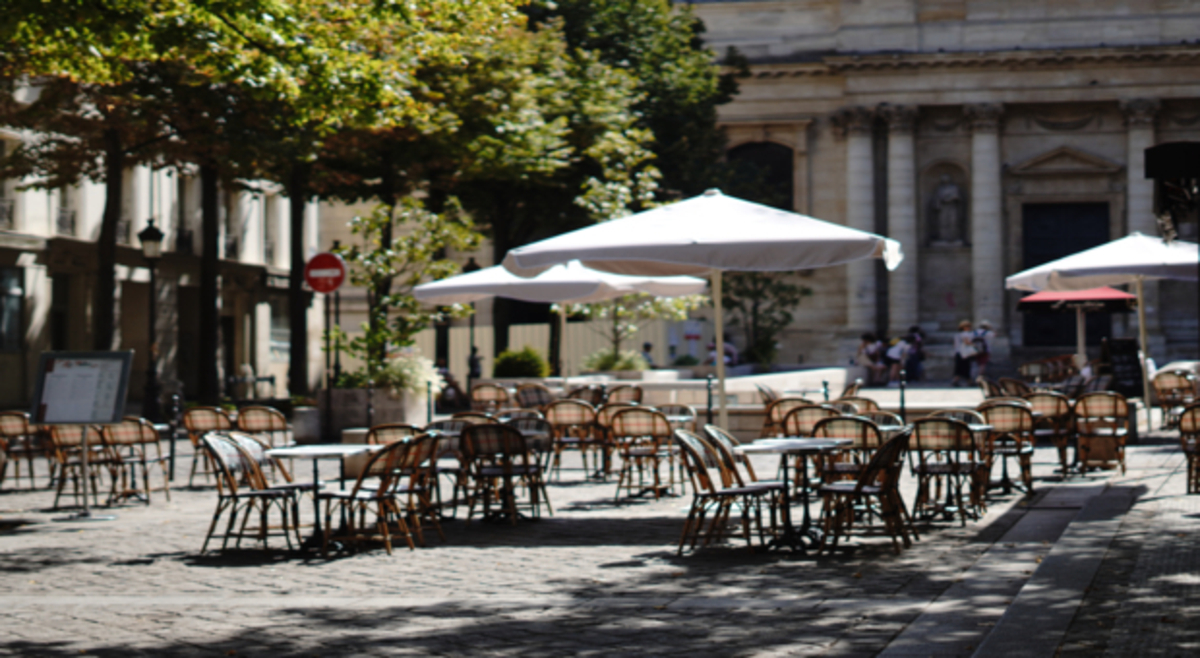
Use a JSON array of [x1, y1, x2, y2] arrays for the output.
[[414, 260, 707, 305], [1006, 232, 1198, 415], [502, 189, 904, 426]]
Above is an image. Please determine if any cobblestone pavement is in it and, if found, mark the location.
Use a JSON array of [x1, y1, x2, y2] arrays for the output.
[[0, 433, 1195, 657]]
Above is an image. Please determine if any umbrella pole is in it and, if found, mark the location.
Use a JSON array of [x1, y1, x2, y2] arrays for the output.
[[713, 270, 728, 428], [1075, 306, 1087, 368], [1136, 276, 1153, 430]]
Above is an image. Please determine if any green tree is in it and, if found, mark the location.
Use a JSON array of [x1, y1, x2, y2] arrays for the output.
[[334, 199, 482, 382], [721, 273, 812, 365]]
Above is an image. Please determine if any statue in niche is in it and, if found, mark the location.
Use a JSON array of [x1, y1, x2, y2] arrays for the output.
[[929, 174, 965, 245]]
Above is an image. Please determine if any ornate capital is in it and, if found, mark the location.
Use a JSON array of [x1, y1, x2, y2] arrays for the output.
[[880, 104, 918, 133], [1119, 98, 1160, 128], [964, 103, 1004, 132], [831, 106, 876, 137]]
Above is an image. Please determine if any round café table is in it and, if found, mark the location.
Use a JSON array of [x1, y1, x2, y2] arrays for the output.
[[736, 437, 851, 552]]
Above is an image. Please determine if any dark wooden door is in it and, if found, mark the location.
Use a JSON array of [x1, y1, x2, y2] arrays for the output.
[[1021, 203, 1111, 347]]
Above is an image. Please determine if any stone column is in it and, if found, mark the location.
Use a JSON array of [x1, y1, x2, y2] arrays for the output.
[[836, 106, 877, 332], [883, 105, 919, 335], [965, 103, 1004, 329], [1121, 98, 1163, 347]]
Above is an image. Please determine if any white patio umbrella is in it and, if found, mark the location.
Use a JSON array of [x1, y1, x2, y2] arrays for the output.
[[414, 260, 707, 374], [502, 188, 904, 427], [1006, 232, 1199, 413]]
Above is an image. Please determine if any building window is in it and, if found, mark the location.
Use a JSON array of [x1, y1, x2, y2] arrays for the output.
[[270, 297, 290, 362], [0, 268, 23, 351], [727, 142, 795, 211]]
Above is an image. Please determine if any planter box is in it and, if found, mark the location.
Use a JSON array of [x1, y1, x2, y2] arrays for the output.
[[318, 388, 428, 439]]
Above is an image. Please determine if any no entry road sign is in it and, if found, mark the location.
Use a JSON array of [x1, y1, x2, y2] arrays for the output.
[[304, 252, 347, 293]]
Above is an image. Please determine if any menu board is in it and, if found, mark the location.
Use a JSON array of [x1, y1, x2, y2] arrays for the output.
[[31, 352, 133, 425], [1107, 338, 1144, 399]]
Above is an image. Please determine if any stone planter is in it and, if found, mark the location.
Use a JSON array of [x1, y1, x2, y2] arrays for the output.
[[291, 407, 322, 445], [319, 387, 428, 439]]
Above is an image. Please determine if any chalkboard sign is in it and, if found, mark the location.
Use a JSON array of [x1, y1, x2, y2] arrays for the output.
[[1107, 338, 1144, 399]]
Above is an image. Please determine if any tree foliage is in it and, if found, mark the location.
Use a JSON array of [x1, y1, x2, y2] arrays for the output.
[[721, 273, 812, 365]]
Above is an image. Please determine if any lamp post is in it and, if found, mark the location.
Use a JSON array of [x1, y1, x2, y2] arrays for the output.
[[138, 219, 164, 422], [462, 257, 481, 392]]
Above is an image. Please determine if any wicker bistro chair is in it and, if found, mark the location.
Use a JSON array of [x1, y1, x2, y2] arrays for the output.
[[818, 429, 917, 554], [998, 377, 1035, 398], [515, 383, 557, 410], [978, 377, 1006, 399], [781, 405, 842, 438], [544, 399, 604, 481], [611, 407, 677, 501], [860, 410, 904, 428], [673, 429, 778, 554], [813, 416, 886, 482], [838, 396, 881, 413], [318, 434, 444, 555], [827, 400, 860, 415], [977, 400, 1036, 494], [226, 432, 317, 500], [756, 384, 780, 405], [505, 417, 556, 471], [926, 409, 990, 510], [703, 425, 777, 488], [183, 407, 234, 486], [199, 433, 301, 553], [1074, 391, 1130, 475], [606, 384, 643, 405], [102, 417, 171, 504], [909, 417, 984, 524], [470, 383, 511, 413], [761, 397, 816, 438], [1153, 370, 1197, 429], [1180, 403, 1200, 495], [1025, 391, 1075, 476], [495, 408, 543, 422], [566, 385, 606, 407], [452, 411, 499, 425], [236, 406, 290, 447], [462, 424, 550, 524], [424, 420, 469, 517], [0, 411, 52, 488], [48, 424, 122, 509], [840, 379, 863, 398]]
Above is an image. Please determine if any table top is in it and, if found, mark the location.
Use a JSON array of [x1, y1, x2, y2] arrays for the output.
[[736, 437, 851, 455], [267, 444, 383, 459]]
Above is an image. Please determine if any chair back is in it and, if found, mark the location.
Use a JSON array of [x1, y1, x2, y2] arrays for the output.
[[998, 377, 1034, 397], [611, 407, 673, 443], [201, 433, 250, 495], [755, 384, 779, 405], [49, 424, 104, 449], [236, 406, 287, 431], [1024, 391, 1072, 418], [781, 405, 840, 437], [977, 377, 1005, 398], [225, 432, 278, 488], [851, 429, 911, 493], [184, 408, 233, 448], [1153, 370, 1197, 406], [351, 439, 418, 495], [0, 411, 31, 438], [673, 429, 722, 494], [496, 408, 543, 422], [104, 417, 158, 448], [838, 396, 880, 412], [565, 385, 606, 406], [813, 416, 884, 450], [606, 384, 643, 405], [1075, 391, 1129, 422], [505, 417, 555, 453], [516, 383, 556, 409], [470, 383, 510, 412], [978, 401, 1034, 434], [762, 397, 815, 436], [859, 410, 903, 427], [545, 398, 597, 432], [702, 424, 758, 483], [911, 417, 976, 453], [840, 379, 863, 398], [451, 411, 498, 425], [1180, 403, 1200, 453], [367, 423, 423, 445], [929, 408, 985, 426], [462, 424, 531, 466], [827, 400, 859, 415]]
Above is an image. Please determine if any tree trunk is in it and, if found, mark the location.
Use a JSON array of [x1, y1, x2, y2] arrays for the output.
[[288, 164, 310, 397], [93, 129, 123, 351], [198, 163, 220, 404], [370, 149, 396, 370]]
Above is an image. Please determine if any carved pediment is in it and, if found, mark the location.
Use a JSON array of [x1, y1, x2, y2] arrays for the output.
[[1008, 146, 1123, 177]]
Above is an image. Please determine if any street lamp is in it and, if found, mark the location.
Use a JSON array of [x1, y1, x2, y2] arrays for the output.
[[138, 219, 164, 422], [462, 257, 481, 392]]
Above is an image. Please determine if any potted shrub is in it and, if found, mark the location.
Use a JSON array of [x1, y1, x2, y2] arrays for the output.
[[582, 348, 649, 379], [493, 346, 550, 379]]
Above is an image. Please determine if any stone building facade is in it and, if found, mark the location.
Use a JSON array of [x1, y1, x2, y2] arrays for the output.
[[693, 0, 1200, 375]]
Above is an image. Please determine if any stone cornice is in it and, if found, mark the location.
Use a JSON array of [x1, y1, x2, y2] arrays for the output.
[[880, 104, 918, 133], [733, 45, 1200, 79], [831, 106, 875, 137]]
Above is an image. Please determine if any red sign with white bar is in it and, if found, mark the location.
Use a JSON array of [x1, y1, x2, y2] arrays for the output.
[[304, 252, 347, 293]]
